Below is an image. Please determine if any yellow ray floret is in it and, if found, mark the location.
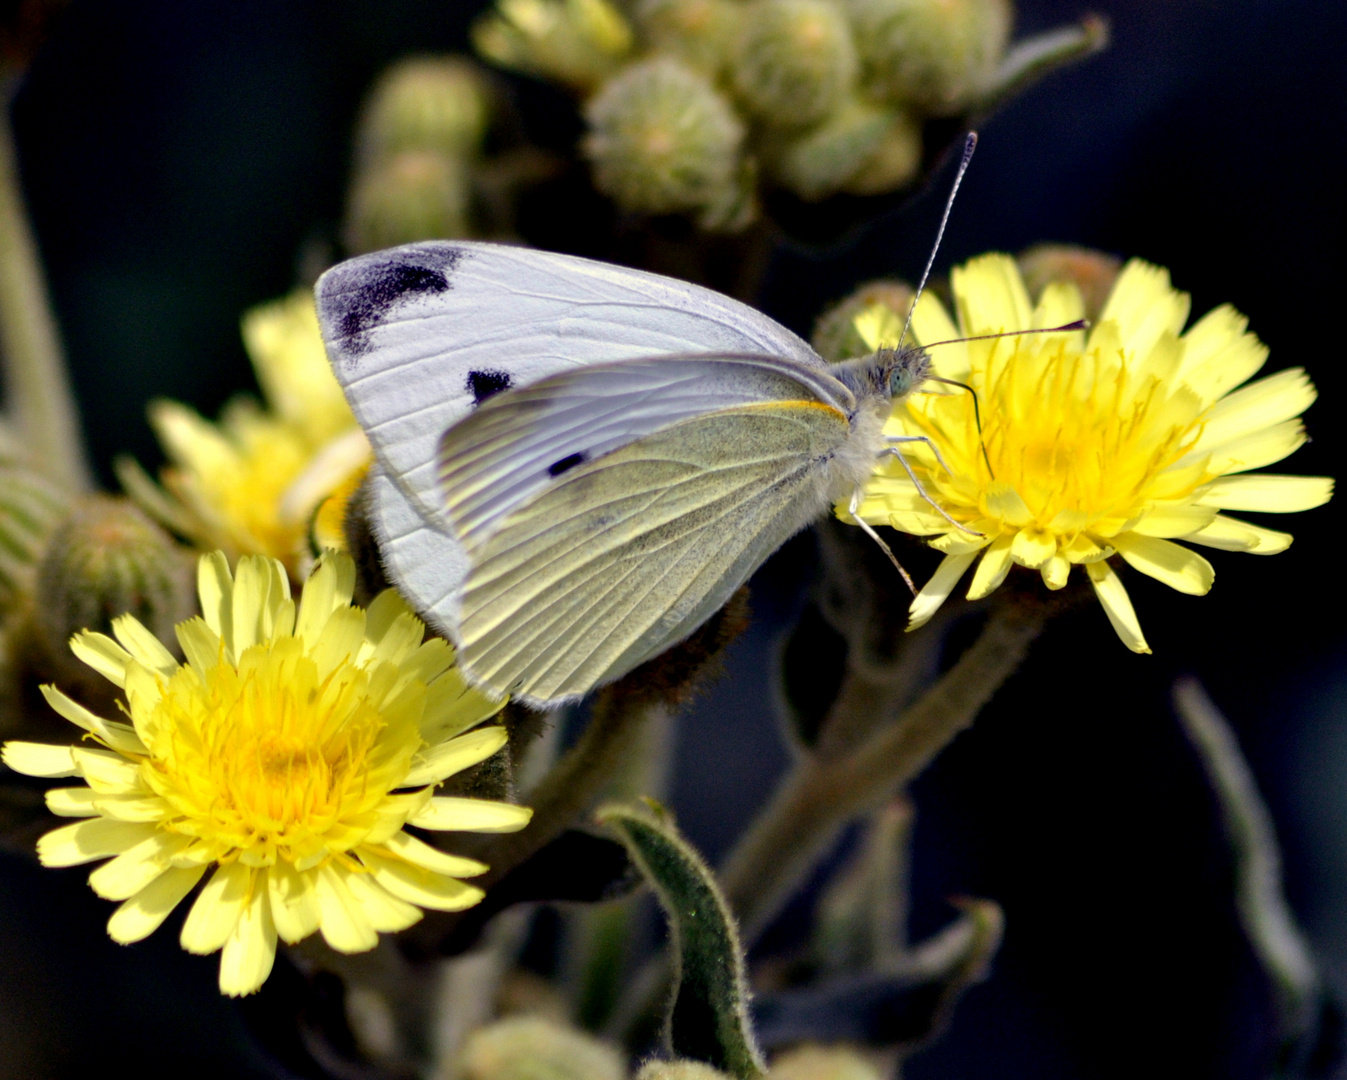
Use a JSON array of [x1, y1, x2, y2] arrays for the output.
[[838, 254, 1333, 653], [1, 551, 528, 997]]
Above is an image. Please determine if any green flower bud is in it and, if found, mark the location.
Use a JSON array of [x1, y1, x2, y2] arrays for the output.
[[0, 460, 68, 613], [343, 150, 472, 253], [1017, 242, 1121, 323], [34, 496, 192, 692], [458, 1017, 625, 1080], [845, 0, 1012, 115], [839, 107, 921, 195], [473, 0, 634, 94], [769, 1046, 881, 1080], [636, 1062, 733, 1080], [766, 96, 895, 201], [811, 279, 915, 362], [731, 0, 859, 129], [355, 56, 492, 166], [634, 0, 742, 76], [584, 57, 748, 225]]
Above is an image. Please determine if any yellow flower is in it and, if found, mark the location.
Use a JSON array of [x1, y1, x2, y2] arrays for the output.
[[842, 254, 1334, 653], [2, 551, 529, 996], [121, 290, 371, 575]]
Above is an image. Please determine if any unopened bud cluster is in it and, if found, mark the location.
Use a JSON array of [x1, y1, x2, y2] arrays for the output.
[[344, 56, 495, 252], [475, 0, 1016, 225]]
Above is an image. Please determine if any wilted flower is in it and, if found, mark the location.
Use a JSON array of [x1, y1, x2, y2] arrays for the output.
[[122, 290, 369, 576], [842, 254, 1333, 652], [3, 551, 529, 996]]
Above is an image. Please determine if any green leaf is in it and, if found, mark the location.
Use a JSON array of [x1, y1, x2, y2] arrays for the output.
[[597, 801, 765, 1080]]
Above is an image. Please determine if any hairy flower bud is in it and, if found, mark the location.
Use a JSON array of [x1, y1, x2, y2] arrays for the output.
[[1017, 242, 1122, 322], [812, 279, 915, 362], [635, 0, 742, 76], [0, 460, 68, 613], [34, 496, 192, 691], [731, 0, 859, 129], [355, 56, 492, 166], [767, 97, 899, 201], [845, 0, 1012, 115], [459, 1017, 625, 1080], [769, 1046, 882, 1080], [344, 150, 472, 253], [473, 0, 634, 94], [584, 57, 749, 226], [839, 107, 921, 195], [636, 1063, 733, 1080]]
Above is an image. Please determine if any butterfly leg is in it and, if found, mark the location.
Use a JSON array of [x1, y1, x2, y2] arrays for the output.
[[847, 486, 917, 596], [878, 443, 984, 538], [884, 433, 958, 477]]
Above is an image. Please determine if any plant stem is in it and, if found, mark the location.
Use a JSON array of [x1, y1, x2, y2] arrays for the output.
[[721, 596, 1047, 945], [0, 94, 90, 491]]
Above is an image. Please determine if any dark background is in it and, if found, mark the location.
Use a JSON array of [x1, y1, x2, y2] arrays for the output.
[[4, 0, 1347, 1076]]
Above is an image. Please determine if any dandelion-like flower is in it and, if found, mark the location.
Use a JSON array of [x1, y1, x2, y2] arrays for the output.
[[2, 551, 530, 996], [842, 254, 1334, 652], [121, 290, 371, 575]]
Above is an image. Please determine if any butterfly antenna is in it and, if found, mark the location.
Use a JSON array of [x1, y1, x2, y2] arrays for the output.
[[896, 131, 978, 350]]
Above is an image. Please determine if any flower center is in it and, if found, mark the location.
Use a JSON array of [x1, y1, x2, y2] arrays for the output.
[[913, 336, 1210, 533], [141, 636, 411, 862]]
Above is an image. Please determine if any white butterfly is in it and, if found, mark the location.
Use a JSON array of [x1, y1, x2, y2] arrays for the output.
[[315, 239, 964, 707]]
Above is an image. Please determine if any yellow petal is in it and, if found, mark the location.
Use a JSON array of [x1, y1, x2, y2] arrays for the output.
[[381, 832, 489, 878], [219, 885, 277, 996], [71, 746, 142, 794], [407, 797, 534, 833], [180, 862, 251, 954], [342, 870, 423, 933], [197, 550, 234, 644], [1112, 534, 1213, 596], [966, 534, 1014, 600], [38, 817, 157, 867], [909, 292, 965, 377], [176, 617, 222, 677], [1195, 474, 1333, 513], [402, 726, 508, 789], [1191, 420, 1306, 476], [1095, 260, 1189, 361], [68, 632, 132, 689], [953, 254, 1033, 336], [1177, 305, 1267, 402], [3, 740, 77, 778], [89, 832, 194, 901], [313, 863, 379, 953], [1031, 279, 1086, 334], [1086, 562, 1150, 654], [358, 846, 486, 912], [268, 859, 322, 944], [1130, 504, 1219, 539], [1186, 514, 1292, 555], [1193, 367, 1316, 450], [108, 864, 206, 944], [1010, 526, 1056, 569], [111, 615, 178, 677], [907, 551, 976, 631], [1040, 553, 1070, 590], [45, 787, 99, 817]]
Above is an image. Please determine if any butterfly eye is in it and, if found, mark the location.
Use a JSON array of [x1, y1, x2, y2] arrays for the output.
[[889, 369, 913, 397]]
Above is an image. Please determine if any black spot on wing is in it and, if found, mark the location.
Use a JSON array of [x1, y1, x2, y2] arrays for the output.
[[322, 245, 468, 359], [468, 369, 513, 405], [548, 452, 587, 477]]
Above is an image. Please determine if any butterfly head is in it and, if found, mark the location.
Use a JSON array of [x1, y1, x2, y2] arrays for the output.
[[878, 344, 932, 400]]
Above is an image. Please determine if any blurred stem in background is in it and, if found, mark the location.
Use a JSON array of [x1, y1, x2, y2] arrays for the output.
[[0, 84, 90, 492], [1172, 678, 1335, 1077]]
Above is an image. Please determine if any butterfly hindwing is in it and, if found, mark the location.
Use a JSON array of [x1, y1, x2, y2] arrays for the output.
[[434, 356, 856, 703]]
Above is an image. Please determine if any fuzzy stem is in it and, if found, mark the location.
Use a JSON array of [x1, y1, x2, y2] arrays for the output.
[[474, 693, 673, 892], [721, 597, 1046, 944], [0, 95, 90, 491]]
